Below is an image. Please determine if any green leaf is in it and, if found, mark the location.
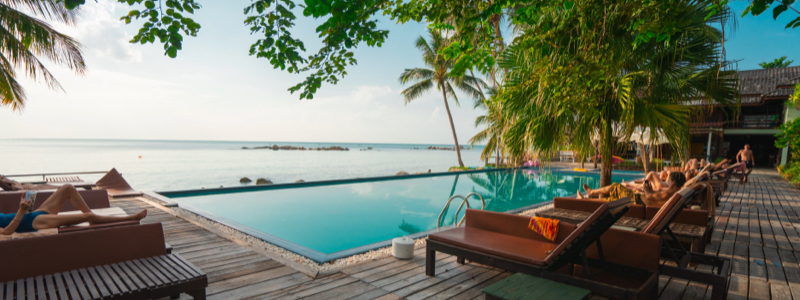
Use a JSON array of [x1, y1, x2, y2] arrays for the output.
[[145, 1, 155, 9], [773, 5, 789, 20], [64, 0, 85, 10], [751, 1, 769, 16]]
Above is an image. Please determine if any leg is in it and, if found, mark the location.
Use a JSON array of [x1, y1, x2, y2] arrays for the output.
[[188, 289, 206, 300], [35, 184, 92, 215], [32, 210, 147, 230], [426, 245, 436, 276], [583, 183, 615, 198]]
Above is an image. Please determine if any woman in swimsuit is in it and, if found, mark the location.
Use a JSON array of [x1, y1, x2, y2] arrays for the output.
[[1, 184, 147, 235]]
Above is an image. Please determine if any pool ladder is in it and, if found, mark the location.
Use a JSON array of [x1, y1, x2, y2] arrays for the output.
[[437, 193, 485, 229]]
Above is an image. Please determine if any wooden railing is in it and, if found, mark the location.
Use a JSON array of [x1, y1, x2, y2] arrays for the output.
[[4, 171, 108, 181]]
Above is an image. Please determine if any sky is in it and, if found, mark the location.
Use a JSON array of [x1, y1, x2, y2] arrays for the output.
[[2, 1, 799, 144]]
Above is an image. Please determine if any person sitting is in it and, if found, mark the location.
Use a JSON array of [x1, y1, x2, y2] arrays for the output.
[[699, 158, 707, 170], [621, 171, 667, 190], [1, 184, 147, 235], [578, 172, 687, 207]]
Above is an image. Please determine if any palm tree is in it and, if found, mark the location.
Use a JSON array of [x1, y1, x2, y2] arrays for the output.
[[469, 87, 509, 166], [499, 1, 738, 186], [1, 0, 86, 111], [399, 29, 486, 167]]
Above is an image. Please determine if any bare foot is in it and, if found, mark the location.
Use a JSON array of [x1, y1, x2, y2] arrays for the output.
[[576, 190, 584, 199], [582, 183, 592, 195], [132, 210, 147, 221]]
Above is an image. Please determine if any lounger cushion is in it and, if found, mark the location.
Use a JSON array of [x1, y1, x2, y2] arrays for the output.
[[429, 226, 556, 266], [0, 223, 166, 282], [641, 186, 695, 234], [464, 209, 576, 243], [645, 207, 708, 227], [573, 228, 662, 289], [554, 197, 646, 219]]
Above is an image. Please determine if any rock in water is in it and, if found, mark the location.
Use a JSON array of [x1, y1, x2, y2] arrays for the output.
[[295, 180, 305, 183], [395, 171, 409, 176], [240, 177, 252, 183], [256, 178, 273, 185]]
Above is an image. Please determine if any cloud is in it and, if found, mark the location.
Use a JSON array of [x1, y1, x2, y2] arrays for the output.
[[57, 0, 143, 63]]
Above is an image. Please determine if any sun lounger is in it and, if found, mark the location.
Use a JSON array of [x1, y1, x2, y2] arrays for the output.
[[640, 185, 730, 300], [0, 223, 207, 299], [427, 199, 662, 299], [546, 195, 711, 252], [0, 190, 140, 233], [95, 168, 142, 198]]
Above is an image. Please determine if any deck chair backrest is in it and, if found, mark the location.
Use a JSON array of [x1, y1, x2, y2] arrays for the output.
[[0, 190, 110, 214], [641, 186, 695, 234], [0, 223, 166, 282], [0, 176, 14, 191], [543, 198, 631, 270], [96, 168, 134, 191]]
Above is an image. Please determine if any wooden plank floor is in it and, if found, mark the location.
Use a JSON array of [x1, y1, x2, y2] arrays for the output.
[[111, 169, 799, 299]]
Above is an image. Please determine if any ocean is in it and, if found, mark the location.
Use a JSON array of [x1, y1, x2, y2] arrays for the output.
[[1, 139, 486, 191]]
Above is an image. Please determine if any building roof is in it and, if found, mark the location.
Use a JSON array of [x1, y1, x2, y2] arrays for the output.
[[777, 75, 800, 88], [739, 66, 800, 94], [688, 66, 799, 106]]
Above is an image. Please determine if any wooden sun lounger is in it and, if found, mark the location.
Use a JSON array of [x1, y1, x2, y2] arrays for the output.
[[427, 199, 662, 299], [0, 223, 206, 299], [641, 186, 730, 300], [0, 190, 140, 234], [95, 168, 142, 198]]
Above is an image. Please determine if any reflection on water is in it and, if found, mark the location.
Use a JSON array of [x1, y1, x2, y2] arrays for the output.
[[172, 169, 631, 254]]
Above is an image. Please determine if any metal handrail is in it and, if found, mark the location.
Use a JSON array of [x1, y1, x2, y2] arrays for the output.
[[436, 192, 486, 229], [453, 193, 485, 227]]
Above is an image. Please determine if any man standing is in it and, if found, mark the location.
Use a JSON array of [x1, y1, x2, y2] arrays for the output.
[[736, 144, 755, 182]]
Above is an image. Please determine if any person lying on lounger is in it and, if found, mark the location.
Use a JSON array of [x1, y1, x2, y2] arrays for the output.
[[0, 185, 147, 235], [577, 172, 687, 207]]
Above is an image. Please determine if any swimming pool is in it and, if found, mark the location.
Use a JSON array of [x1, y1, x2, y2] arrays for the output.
[[158, 168, 641, 263]]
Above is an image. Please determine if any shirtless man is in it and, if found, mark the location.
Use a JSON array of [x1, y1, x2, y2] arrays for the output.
[[736, 144, 754, 182]]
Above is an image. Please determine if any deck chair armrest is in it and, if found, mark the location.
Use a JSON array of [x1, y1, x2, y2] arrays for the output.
[[465, 209, 577, 243]]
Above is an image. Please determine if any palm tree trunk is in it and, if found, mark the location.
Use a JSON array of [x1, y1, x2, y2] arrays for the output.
[[441, 81, 465, 167], [639, 142, 650, 174], [601, 120, 613, 187]]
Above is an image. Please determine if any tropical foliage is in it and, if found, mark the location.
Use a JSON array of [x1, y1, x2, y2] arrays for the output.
[[399, 30, 486, 167], [759, 56, 794, 68], [49, 0, 735, 101], [484, 1, 739, 185], [776, 117, 800, 163], [0, 0, 86, 111], [742, 0, 800, 29]]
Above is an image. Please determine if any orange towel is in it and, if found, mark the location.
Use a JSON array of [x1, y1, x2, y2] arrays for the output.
[[528, 217, 559, 241]]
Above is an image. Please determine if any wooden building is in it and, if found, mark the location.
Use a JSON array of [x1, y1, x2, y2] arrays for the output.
[[690, 66, 800, 167]]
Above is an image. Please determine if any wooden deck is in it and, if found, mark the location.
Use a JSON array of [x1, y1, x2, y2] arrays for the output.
[[111, 169, 799, 299]]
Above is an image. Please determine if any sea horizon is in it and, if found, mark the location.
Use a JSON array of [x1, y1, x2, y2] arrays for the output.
[[2, 138, 488, 192]]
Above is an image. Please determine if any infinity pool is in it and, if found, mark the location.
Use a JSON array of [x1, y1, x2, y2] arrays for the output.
[[160, 169, 640, 262]]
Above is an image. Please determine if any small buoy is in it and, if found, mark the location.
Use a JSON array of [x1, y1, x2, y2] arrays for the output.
[[138, 156, 142, 158], [574, 168, 587, 172]]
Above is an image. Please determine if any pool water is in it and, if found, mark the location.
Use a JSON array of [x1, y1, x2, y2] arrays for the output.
[[164, 169, 639, 261]]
